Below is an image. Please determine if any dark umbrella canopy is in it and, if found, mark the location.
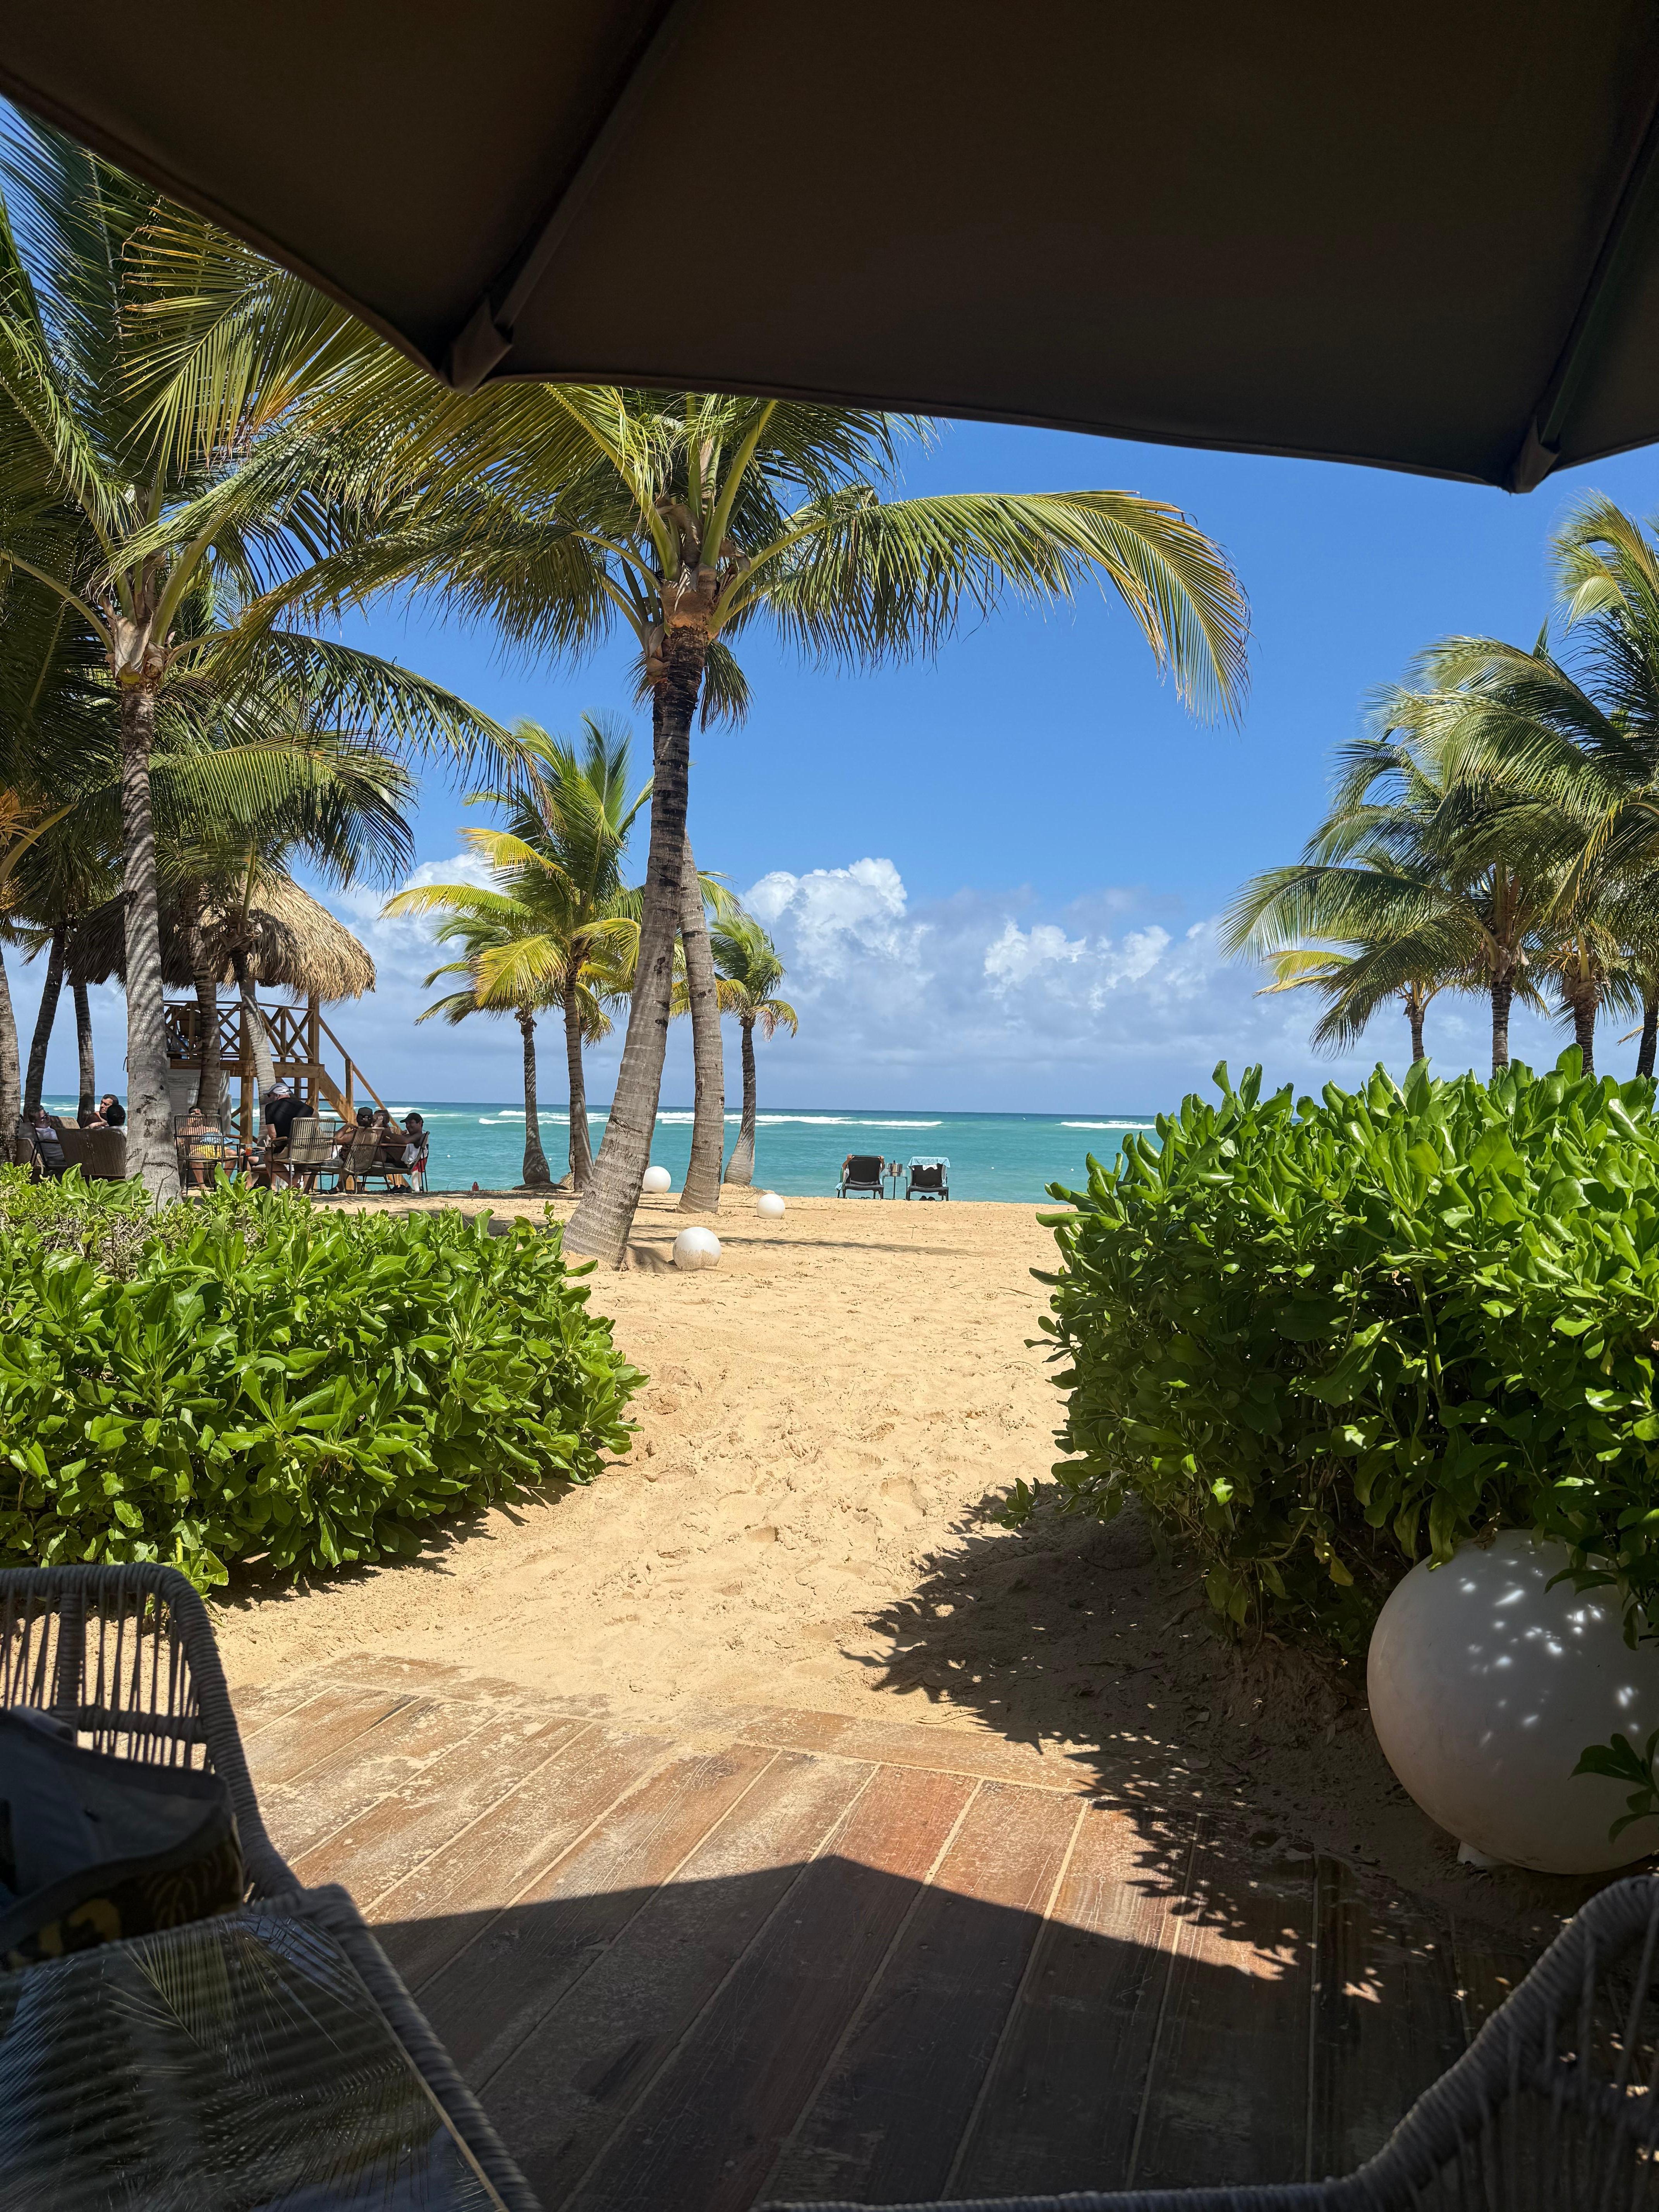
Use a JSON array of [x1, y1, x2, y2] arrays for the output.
[[6, 2, 1659, 490]]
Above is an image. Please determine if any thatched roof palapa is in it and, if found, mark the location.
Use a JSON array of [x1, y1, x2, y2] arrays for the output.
[[69, 876, 375, 1004]]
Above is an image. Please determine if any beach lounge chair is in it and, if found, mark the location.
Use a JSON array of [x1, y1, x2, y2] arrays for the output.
[[839, 1152, 886, 1198], [0, 1563, 535, 2210], [904, 1156, 949, 1200], [766, 1869, 1659, 2210], [328, 1124, 382, 1193]]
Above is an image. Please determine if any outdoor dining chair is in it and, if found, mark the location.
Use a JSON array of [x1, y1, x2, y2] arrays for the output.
[[281, 1115, 339, 1192], [771, 1868, 1659, 2209], [0, 1563, 536, 2211], [839, 1153, 887, 1198]]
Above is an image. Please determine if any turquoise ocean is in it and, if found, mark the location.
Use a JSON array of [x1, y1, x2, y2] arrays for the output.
[[356, 1103, 1158, 1202], [50, 1097, 1158, 1203]]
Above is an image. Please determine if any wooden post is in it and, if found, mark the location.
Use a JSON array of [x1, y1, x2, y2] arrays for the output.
[[345, 1056, 354, 1118], [306, 995, 320, 1113]]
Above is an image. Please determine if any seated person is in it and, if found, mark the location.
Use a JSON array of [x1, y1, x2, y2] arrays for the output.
[[96, 1093, 125, 1127], [385, 1111, 427, 1190], [258, 1082, 313, 1187], [29, 1109, 67, 1180], [178, 1105, 213, 1190]]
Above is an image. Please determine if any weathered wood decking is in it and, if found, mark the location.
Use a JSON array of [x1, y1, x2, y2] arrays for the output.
[[238, 1657, 1533, 2210]]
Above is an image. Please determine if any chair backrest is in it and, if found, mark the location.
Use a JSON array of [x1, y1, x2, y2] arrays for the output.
[[909, 1162, 945, 1190], [78, 1127, 127, 1180], [843, 1153, 884, 1182], [343, 1127, 382, 1172], [0, 1564, 290, 1898], [55, 1125, 91, 1170], [285, 1117, 335, 1167]]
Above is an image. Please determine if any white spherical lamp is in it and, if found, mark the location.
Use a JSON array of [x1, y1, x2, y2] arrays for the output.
[[1367, 1530, 1659, 1873], [641, 1164, 672, 1194], [673, 1225, 722, 1270], [756, 1191, 786, 1218]]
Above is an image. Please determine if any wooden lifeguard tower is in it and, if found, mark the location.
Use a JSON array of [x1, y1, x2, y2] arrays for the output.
[[71, 877, 386, 1137]]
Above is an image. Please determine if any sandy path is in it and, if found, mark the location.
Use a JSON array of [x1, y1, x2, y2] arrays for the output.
[[214, 1188, 1599, 1940], [216, 1193, 1061, 1718]]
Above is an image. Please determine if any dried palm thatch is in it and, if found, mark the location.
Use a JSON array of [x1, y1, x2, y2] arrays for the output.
[[69, 876, 374, 1003]]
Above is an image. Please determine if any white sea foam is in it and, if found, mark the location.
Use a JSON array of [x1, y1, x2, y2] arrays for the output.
[[1061, 1119, 1153, 1129]]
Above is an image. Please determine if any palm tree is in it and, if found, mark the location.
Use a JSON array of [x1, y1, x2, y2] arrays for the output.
[[1224, 732, 1540, 1073], [388, 881, 615, 1190], [0, 788, 73, 1146], [708, 912, 798, 1188], [455, 718, 647, 1190], [286, 388, 1249, 1262], [0, 121, 510, 1198], [9, 811, 119, 1115]]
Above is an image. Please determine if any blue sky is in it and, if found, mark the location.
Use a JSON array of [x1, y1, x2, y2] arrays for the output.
[[38, 422, 1659, 1111]]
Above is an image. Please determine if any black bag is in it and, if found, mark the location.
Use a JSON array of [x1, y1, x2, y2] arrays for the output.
[[0, 1710, 243, 1970]]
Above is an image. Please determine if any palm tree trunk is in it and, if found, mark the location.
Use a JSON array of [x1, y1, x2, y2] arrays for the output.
[[518, 1006, 552, 1187], [1640, 989, 1659, 1081], [1405, 993, 1425, 1064], [22, 924, 65, 1117], [562, 978, 593, 1189], [73, 975, 95, 1104], [678, 833, 724, 1213], [725, 1018, 758, 1185], [230, 952, 277, 1096], [119, 684, 180, 1202], [1491, 972, 1514, 1076], [0, 945, 22, 1161], [566, 629, 698, 1263], [192, 965, 222, 1119], [1571, 983, 1598, 1079]]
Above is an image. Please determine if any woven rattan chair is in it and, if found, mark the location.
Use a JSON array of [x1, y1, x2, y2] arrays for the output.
[[768, 1872, 1659, 2210], [0, 1563, 537, 2211]]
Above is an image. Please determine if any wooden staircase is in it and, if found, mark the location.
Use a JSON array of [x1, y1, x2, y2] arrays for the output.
[[164, 994, 386, 1133]]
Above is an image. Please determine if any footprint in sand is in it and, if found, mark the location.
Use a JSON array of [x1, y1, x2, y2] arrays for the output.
[[878, 1477, 926, 1525]]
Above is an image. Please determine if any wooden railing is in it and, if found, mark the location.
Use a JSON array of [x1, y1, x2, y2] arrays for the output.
[[165, 995, 385, 1133]]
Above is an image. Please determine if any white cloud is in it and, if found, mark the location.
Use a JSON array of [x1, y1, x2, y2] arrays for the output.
[[33, 848, 1585, 1111]]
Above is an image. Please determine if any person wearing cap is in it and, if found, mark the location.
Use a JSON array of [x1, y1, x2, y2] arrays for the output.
[[259, 1081, 311, 1187]]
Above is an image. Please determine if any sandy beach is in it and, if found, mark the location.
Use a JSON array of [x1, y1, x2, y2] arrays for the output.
[[214, 1188, 1597, 1942]]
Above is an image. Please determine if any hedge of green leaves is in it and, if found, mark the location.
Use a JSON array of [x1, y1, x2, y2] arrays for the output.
[[1031, 1054, 1659, 1654], [0, 1173, 642, 1590]]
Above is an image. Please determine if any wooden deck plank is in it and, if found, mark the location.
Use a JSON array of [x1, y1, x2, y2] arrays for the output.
[[1128, 1824, 1314, 2191], [566, 1764, 977, 2212], [242, 1683, 416, 1785], [421, 1741, 780, 2088], [765, 1780, 1081, 2207], [1308, 1859, 1465, 2180], [371, 1727, 690, 1991], [949, 1802, 1190, 2199], [724, 1705, 1087, 1794], [226, 1677, 329, 1736], [290, 1711, 592, 1898], [257, 1694, 488, 1863], [1450, 1913, 1536, 2042], [488, 1751, 875, 2207]]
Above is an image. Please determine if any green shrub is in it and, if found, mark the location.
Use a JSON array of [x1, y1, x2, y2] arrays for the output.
[[0, 1174, 642, 1590], [1032, 1054, 1659, 1655]]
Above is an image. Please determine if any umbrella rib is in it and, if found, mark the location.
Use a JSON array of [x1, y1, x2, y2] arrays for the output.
[[444, 0, 700, 392], [1509, 65, 1659, 493]]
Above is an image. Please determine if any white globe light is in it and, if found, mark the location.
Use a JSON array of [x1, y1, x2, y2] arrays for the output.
[[756, 1191, 786, 1218], [641, 1164, 672, 1194], [673, 1225, 721, 1270], [1367, 1530, 1659, 1873]]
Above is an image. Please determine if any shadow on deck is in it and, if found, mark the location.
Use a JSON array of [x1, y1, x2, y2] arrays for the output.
[[239, 1656, 1536, 2211]]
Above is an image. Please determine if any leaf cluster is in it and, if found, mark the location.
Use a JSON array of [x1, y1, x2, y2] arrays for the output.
[[1035, 1053, 1659, 1654], [0, 1174, 642, 1590]]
